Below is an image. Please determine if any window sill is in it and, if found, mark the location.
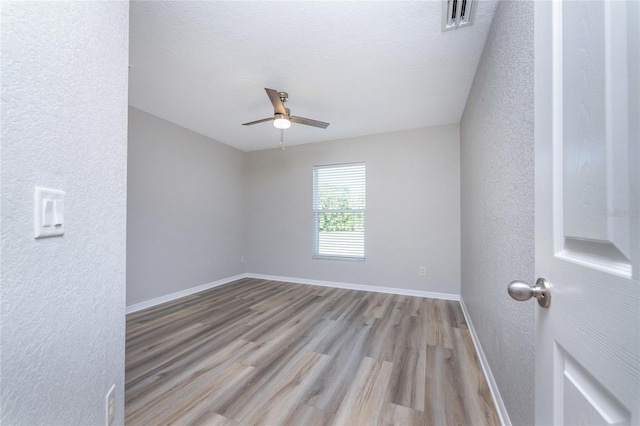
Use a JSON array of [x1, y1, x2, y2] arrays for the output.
[[312, 255, 366, 262]]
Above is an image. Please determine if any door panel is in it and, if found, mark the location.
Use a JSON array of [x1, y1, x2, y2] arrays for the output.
[[559, 0, 632, 276], [556, 346, 631, 426], [535, 1, 639, 425]]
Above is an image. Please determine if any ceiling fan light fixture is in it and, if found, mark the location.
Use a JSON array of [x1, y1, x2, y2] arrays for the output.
[[273, 113, 291, 130]]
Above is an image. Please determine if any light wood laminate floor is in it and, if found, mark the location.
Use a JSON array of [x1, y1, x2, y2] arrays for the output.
[[126, 278, 500, 425]]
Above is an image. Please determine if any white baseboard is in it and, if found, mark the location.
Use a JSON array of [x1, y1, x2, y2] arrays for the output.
[[459, 298, 511, 426], [244, 273, 460, 301], [126, 274, 246, 314], [127, 272, 460, 314]]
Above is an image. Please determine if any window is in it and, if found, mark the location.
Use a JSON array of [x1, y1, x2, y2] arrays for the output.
[[313, 163, 366, 260]]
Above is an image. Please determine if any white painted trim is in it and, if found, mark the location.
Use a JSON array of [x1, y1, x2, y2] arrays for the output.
[[244, 273, 460, 301], [459, 297, 511, 426], [126, 274, 246, 314], [126, 272, 459, 315]]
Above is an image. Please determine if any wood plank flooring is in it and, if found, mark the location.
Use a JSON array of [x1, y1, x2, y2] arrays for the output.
[[125, 278, 500, 425]]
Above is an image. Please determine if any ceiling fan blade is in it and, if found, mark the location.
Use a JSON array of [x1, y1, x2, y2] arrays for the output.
[[242, 117, 273, 126], [265, 88, 286, 115], [290, 116, 330, 129]]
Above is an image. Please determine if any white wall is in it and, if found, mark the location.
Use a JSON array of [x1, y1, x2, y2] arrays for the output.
[[127, 107, 246, 306], [460, 1, 535, 425], [246, 125, 461, 295], [0, 2, 129, 424]]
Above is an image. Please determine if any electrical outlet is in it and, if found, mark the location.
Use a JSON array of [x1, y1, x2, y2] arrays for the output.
[[419, 266, 426, 276], [241, 255, 246, 263], [106, 385, 115, 426]]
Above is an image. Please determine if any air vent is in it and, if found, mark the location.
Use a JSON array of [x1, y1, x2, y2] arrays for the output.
[[442, 0, 477, 31]]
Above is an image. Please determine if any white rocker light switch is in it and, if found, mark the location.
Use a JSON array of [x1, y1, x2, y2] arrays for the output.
[[35, 187, 65, 238]]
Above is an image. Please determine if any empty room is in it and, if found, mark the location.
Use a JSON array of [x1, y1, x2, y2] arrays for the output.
[[1, 1, 638, 425]]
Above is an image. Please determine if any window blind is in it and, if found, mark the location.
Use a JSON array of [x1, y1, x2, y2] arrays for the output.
[[313, 163, 366, 260]]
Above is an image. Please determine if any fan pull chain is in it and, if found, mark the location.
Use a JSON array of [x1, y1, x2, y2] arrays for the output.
[[280, 129, 285, 150]]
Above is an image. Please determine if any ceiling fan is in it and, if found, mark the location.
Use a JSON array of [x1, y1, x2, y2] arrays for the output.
[[242, 88, 330, 130]]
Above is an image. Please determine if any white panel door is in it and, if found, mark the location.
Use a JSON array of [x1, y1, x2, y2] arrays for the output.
[[534, 0, 639, 425]]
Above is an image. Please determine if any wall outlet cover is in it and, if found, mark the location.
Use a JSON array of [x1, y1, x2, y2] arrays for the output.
[[106, 385, 115, 426]]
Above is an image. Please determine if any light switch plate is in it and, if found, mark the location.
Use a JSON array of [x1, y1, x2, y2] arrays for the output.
[[34, 186, 65, 238]]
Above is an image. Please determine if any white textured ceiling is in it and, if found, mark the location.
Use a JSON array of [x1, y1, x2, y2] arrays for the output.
[[129, 1, 497, 151]]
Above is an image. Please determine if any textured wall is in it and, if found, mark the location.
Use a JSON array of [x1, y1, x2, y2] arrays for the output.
[[246, 125, 461, 295], [460, 1, 535, 425], [127, 107, 246, 306], [0, 2, 129, 425]]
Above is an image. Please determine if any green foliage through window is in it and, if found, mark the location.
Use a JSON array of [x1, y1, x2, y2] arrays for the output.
[[318, 187, 362, 232]]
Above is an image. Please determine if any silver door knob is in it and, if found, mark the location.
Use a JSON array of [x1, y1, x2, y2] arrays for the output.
[[508, 278, 551, 308]]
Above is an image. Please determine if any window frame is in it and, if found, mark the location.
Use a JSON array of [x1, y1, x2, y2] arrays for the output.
[[312, 162, 366, 261]]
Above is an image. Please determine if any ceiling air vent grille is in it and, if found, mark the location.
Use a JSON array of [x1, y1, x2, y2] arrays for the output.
[[442, 0, 477, 31]]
